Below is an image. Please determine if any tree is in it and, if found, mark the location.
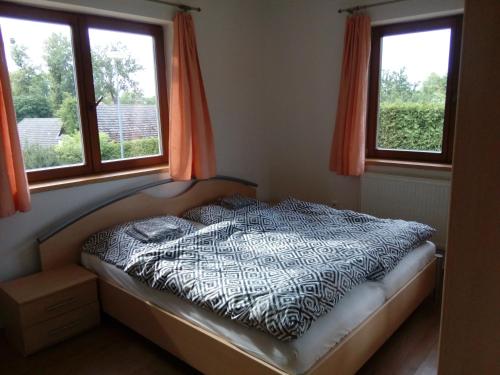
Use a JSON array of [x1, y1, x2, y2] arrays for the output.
[[9, 39, 52, 121], [56, 94, 79, 134], [380, 68, 418, 103], [377, 69, 448, 153], [9, 32, 145, 142], [418, 73, 447, 104], [91, 43, 143, 104], [119, 92, 156, 105], [11, 40, 29, 69], [44, 33, 76, 111], [380, 68, 447, 105], [54, 132, 84, 164], [22, 144, 60, 170]]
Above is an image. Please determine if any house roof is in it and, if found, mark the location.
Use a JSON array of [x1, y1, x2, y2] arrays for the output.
[[17, 118, 62, 150], [17, 105, 160, 149], [96, 104, 160, 141]]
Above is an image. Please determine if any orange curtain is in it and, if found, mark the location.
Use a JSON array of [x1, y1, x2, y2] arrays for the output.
[[329, 15, 371, 176], [169, 12, 216, 181], [0, 27, 31, 217]]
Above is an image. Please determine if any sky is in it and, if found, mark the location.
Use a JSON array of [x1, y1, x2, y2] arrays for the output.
[[381, 28, 451, 86], [0, 16, 158, 97]]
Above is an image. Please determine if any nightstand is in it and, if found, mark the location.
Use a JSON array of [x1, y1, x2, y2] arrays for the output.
[[0, 264, 100, 356]]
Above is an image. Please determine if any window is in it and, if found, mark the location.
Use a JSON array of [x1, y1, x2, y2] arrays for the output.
[[0, 3, 168, 183], [367, 16, 462, 164]]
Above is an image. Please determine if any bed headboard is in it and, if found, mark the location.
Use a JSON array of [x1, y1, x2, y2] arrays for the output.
[[38, 176, 257, 271]]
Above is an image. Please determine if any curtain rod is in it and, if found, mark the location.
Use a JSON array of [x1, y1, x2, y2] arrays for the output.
[[145, 0, 201, 12], [338, 0, 407, 14]]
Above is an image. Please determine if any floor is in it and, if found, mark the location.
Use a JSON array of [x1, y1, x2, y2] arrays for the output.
[[0, 298, 440, 375]]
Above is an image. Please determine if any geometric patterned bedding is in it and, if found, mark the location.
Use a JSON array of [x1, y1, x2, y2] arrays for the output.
[[182, 194, 270, 225], [82, 197, 434, 341]]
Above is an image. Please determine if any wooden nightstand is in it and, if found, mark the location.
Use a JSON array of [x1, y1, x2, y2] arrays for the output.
[[0, 265, 100, 356]]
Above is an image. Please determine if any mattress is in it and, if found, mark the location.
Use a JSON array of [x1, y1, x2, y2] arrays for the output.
[[81, 240, 435, 375]]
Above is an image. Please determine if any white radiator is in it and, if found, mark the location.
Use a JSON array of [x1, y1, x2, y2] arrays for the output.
[[360, 172, 451, 248]]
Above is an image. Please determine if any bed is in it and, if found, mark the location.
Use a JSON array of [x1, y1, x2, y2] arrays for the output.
[[37, 176, 437, 375]]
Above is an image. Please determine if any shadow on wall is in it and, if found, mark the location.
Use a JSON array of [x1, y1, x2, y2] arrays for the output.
[[0, 174, 191, 283]]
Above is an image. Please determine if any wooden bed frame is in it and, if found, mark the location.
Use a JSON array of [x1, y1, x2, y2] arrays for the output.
[[38, 176, 436, 375]]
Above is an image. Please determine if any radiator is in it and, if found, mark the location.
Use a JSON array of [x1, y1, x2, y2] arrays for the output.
[[360, 172, 451, 248]]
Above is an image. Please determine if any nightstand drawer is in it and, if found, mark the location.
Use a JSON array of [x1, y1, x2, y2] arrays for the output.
[[23, 302, 100, 355], [21, 280, 97, 327]]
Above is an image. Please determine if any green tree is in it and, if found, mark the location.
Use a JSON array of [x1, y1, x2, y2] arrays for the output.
[[9, 39, 52, 121], [418, 73, 447, 103], [23, 132, 160, 170], [377, 69, 448, 152], [119, 92, 156, 105], [44, 33, 76, 111], [380, 68, 447, 104], [91, 43, 143, 104], [53, 132, 84, 164], [11, 40, 29, 69], [378, 103, 445, 151], [380, 68, 418, 103], [22, 144, 60, 170], [53, 132, 122, 164], [124, 137, 159, 157], [98, 132, 120, 160], [56, 94, 79, 134]]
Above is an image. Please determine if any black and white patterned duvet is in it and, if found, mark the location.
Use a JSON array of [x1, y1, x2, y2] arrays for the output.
[[83, 198, 434, 341]]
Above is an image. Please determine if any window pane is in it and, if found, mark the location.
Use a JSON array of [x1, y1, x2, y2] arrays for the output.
[[0, 17, 85, 171], [377, 29, 451, 152], [88, 28, 162, 163]]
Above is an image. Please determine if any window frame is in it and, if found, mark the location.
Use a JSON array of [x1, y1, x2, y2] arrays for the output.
[[366, 15, 462, 164], [0, 2, 169, 183]]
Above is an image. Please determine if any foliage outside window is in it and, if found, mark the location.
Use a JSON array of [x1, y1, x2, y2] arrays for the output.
[[367, 16, 462, 164], [0, 3, 168, 183]]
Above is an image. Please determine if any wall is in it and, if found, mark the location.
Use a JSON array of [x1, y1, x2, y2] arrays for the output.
[[0, 0, 270, 283], [195, 0, 269, 195], [262, 0, 357, 208], [438, 0, 500, 372], [262, 0, 463, 209]]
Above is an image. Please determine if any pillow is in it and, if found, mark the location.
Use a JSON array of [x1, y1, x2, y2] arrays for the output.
[[182, 194, 268, 226], [82, 215, 196, 269], [126, 219, 183, 243], [182, 204, 235, 225], [218, 194, 261, 209]]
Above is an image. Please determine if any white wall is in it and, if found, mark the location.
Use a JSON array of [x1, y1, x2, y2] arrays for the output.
[[195, 0, 269, 196], [262, 0, 463, 208], [262, 0, 359, 208]]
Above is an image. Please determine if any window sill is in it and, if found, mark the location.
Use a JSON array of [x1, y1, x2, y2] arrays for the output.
[[365, 159, 452, 172], [29, 164, 169, 194]]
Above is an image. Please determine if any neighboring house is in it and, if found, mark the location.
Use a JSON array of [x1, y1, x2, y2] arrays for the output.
[[17, 118, 62, 150], [96, 104, 160, 141], [17, 105, 159, 149]]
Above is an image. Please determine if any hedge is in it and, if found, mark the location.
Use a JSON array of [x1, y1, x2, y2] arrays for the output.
[[23, 133, 160, 170], [23, 144, 62, 170], [377, 102, 445, 152]]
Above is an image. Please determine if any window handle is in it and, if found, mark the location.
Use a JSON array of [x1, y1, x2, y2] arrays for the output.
[[90, 96, 104, 110]]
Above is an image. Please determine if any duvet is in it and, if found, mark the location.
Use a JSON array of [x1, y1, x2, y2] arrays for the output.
[[83, 197, 434, 341]]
